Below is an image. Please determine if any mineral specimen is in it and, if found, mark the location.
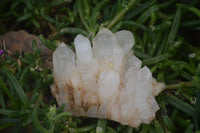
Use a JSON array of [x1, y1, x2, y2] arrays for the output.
[[51, 28, 165, 127]]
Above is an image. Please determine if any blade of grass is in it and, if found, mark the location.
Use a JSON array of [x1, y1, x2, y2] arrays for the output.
[[0, 109, 19, 117], [133, 49, 151, 59], [149, 11, 157, 26], [158, 0, 177, 9], [60, 27, 89, 37], [185, 124, 194, 133], [193, 92, 200, 130], [123, 21, 147, 31], [77, 0, 93, 34], [17, 13, 32, 22], [142, 53, 173, 66], [90, 0, 110, 27], [170, 109, 179, 122], [32, 108, 52, 133], [0, 90, 6, 108], [180, 71, 193, 80], [69, 124, 96, 132], [148, 31, 162, 56], [96, 119, 107, 133], [0, 69, 29, 107], [175, 61, 195, 75], [107, 0, 137, 29], [177, 116, 191, 128], [177, 3, 200, 18], [125, 0, 156, 20], [106, 127, 117, 133], [196, 64, 200, 76], [162, 94, 195, 116], [140, 124, 149, 133], [0, 123, 17, 130], [184, 42, 200, 60], [136, 5, 159, 24], [0, 76, 18, 106], [181, 19, 200, 27], [134, 32, 145, 52], [19, 64, 34, 87], [11, 122, 22, 133], [52, 112, 71, 121], [0, 118, 21, 125], [156, 30, 170, 55], [159, 100, 177, 132], [164, 6, 182, 53], [39, 34, 57, 50], [111, 21, 122, 32]]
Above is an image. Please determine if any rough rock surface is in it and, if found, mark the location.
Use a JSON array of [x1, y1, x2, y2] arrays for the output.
[[51, 28, 165, 127], [0, 30, 52, 55]]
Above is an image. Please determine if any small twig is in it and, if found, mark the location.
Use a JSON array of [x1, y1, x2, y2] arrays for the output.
[[2, 40, 12, 55], [48, 23, 58, 39], [164, 81, 193, 90]]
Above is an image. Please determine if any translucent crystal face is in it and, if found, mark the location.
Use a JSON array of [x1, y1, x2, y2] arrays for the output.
[[51, 28, 165, 127]]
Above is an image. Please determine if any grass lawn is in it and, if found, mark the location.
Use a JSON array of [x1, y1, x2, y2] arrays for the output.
[[0, 0, 200, 132]]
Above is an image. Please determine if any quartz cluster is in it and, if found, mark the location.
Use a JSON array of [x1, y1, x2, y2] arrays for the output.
[[51, 28, 165, 127]]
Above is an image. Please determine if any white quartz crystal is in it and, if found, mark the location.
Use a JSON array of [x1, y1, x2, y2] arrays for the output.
[[51, 28, 165, 127]]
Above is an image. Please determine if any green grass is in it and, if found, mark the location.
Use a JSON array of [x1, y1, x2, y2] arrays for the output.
[[0, 0, 200, 132]]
